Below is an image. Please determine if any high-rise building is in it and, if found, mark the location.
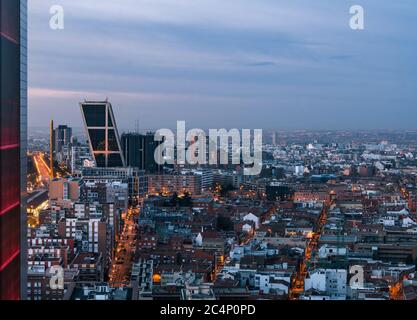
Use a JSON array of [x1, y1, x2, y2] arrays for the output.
[[50, 120, 54, 179], [80, 101, 125, 168], [121, 133, 162, 173], [0, 0, 27, 300], [51, 124, 73, 164], [54, 125, 72, 154], [69, 137, 94, 174]]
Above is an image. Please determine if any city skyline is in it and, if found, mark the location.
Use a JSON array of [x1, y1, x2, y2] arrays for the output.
[[28, 0, 417, 130], [3, 0, 417, 304]]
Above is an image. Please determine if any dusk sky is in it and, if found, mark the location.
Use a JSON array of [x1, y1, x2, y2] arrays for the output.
[[28, 0, 417, 131]]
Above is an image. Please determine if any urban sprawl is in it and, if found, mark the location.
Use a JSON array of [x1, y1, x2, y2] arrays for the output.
[[26, 102, 417, 301]]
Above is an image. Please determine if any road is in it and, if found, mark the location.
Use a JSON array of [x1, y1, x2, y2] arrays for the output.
[[289, 202, 330, 300], [27, 200, 49, 228], [27, 190, 49, 227], [109, 207, 139, 287], [32, 152, 51, 187], [28, 153, 52, 226]]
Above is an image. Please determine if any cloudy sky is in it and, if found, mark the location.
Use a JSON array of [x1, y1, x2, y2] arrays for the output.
[[28, 0, 417, 131]]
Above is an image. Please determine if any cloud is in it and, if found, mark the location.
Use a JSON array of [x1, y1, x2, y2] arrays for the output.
[[29, 87, 250, 104], [28, 0, 417, 130], [31, 0, 338, 33]]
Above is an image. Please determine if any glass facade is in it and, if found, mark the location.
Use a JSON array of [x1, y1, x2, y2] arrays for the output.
[[20, 0, 28, 300], [108, 130, 119, 151], [0, 0, 26, 300], [54, 125, 72, 153], [81, 101, 125, 168], [89, 129, 106, 151], [121, 133, 162, 173], [107, 153, 123, 167], [82, 104, 106, 127]]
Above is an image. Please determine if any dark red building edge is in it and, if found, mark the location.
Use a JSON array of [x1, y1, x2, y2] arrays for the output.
[[0, 0, 22, 300]]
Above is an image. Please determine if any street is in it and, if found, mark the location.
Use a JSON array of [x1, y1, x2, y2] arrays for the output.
[[109, 207, 139, 287], [32, 152, 51, 187], [289, 202, 330, 300]]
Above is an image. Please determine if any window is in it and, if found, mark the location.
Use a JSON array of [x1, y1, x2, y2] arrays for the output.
[[89, 129, 106, 151], [83, 104, 106, 127], [94, 153, 105, 167], [108, 130, 119, 151], [108, 154, 123, 167]]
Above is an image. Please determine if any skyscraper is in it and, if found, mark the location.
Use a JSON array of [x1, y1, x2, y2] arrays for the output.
[[0, 0, 27, 300], [121, 133, 162, 173], [54, 125, 72, 154], [80, 100, 125, 168]]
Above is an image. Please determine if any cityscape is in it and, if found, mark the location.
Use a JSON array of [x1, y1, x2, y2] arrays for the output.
[[25, 114, 417, 301], [1, 0, 417, 308]]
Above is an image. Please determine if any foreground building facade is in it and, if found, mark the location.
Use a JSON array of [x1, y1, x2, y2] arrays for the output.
[[0, 0, 27, 300]]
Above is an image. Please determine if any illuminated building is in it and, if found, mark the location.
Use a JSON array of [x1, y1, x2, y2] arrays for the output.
[[81, 167, 147, 204], [80, 100, 125, 168], [54, 125, 72, 154], [147, 173, 202, 196], [0, 0, 27, 300]]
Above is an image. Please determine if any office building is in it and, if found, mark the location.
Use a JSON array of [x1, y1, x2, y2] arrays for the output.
[[148, 173, 202, 196], [193, 168, 214, 191], [55, 125, 72, 153], [265, 183, 294, 201], [121, 132, 162, 173], [49, 177, 84, 206], [213, 171, 242, 189], [82, 167, 148, 204], [53, 124, 72, 155], [69, 137, 94, 174], [0, 0, 27, 300], [80, 101, 125, 168]]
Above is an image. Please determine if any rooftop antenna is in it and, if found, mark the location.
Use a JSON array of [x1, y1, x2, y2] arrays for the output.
[[135, 119, 140, 134], [50, 120, 54, 179]]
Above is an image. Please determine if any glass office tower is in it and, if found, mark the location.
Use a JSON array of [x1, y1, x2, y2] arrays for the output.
[[54, 125, 72, 154], [80, 101, 126, 168], [0, 0, 27, 300], [121, 133, 162, 173]]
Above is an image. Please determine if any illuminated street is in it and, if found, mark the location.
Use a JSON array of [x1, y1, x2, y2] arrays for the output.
[[289, 202, 330, 300], [109, 207, 139, 288], [32, 152, 52, 187], [28, 153, 51, 227], [27, 199, 49, 228]]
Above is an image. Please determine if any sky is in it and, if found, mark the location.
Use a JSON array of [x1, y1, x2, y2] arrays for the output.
[[28, 0, 417, 131]]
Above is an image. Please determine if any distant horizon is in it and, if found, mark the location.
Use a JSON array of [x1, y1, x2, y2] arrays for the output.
[[28, 125, 417, 133]]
